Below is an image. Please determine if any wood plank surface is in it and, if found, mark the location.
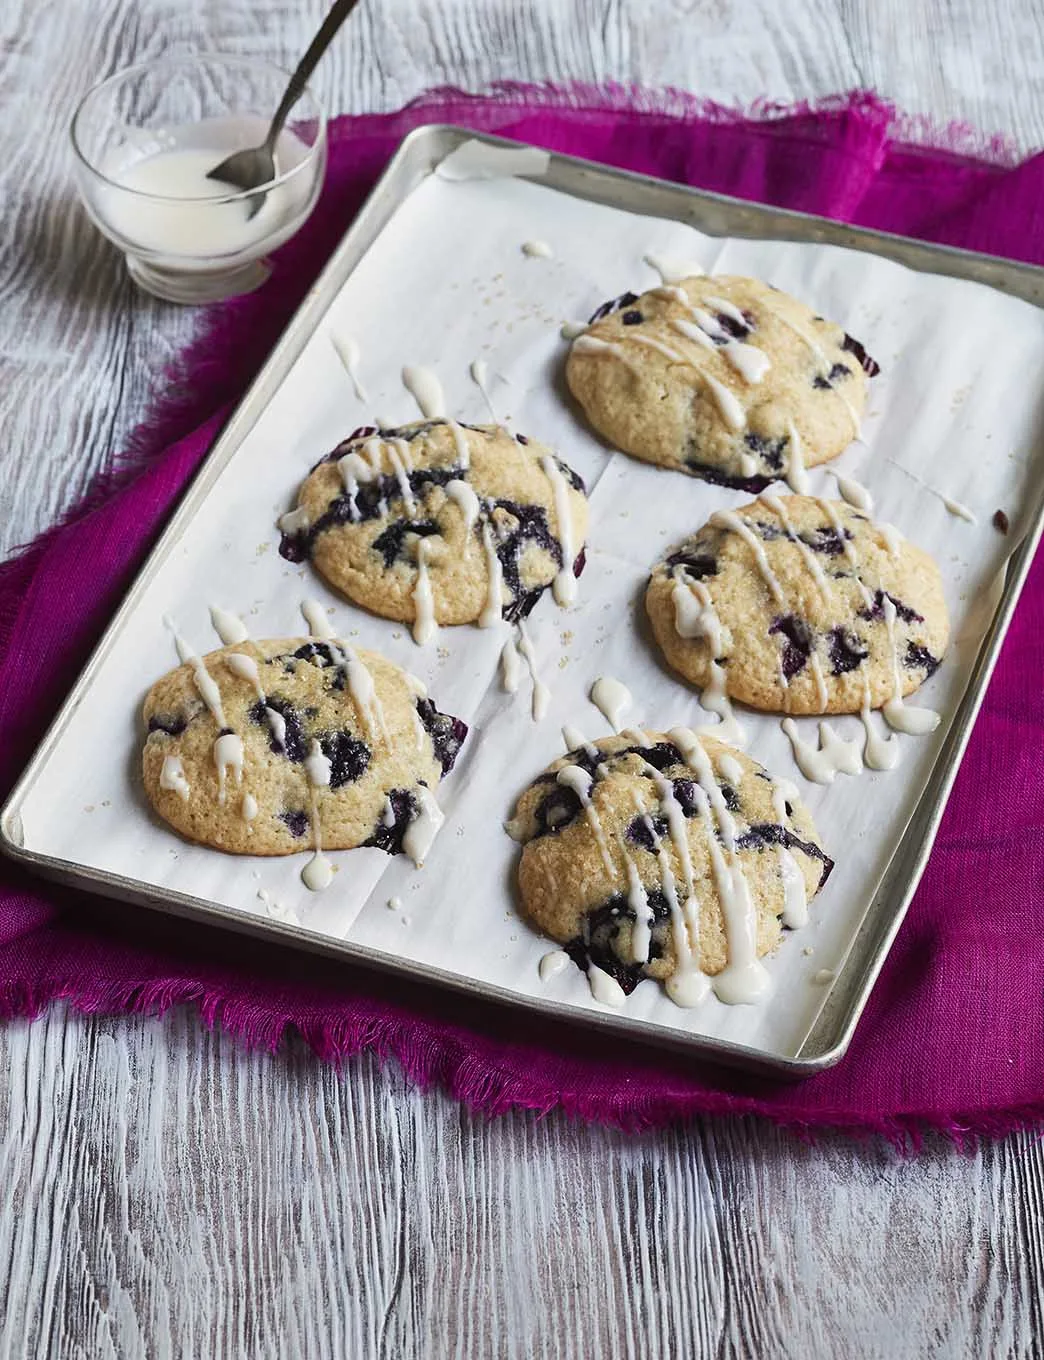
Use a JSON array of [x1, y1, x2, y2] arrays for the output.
[[2, 2, 1044, 1356]]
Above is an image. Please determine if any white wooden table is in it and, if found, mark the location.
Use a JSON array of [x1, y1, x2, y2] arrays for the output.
[[3, 3, 1044, 1354]]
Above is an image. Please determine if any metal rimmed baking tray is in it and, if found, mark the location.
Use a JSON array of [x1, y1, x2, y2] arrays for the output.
[[4, 124, 1044, 1077]]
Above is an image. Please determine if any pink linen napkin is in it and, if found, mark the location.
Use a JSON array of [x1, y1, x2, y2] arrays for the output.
[[2, 87, 1043, 1142]]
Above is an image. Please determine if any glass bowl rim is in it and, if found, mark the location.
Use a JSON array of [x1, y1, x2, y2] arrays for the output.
[[69, 53, 327, 205]]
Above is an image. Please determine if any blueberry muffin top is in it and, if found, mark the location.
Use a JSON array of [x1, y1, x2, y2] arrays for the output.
[[508, 729, 832, 1005], [142, 638, 466, 857], [279, 419, 589, 633], [645, 494, 949, 716], [565, 275, 876, 490]]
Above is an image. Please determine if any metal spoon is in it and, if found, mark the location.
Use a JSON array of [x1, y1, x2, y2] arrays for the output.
[[207, 0, 363, 217]]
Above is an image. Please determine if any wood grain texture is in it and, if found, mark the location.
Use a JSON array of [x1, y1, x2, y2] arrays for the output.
[[3, 2, 1044, 1356], [1, 1006, 1042, 1360]]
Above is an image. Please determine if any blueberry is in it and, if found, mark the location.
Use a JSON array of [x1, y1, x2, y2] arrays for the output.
[[743, 432, 788, 472], [841, 333, 880, 377], [147, 713, 187, 736], [715, 309, 755, 340], [249, 696, 307, 762], [588, 291, 640, 324], [993, 509, 1010, 534], [316, 729, 371, 788], [626, 814, 668, 851], [665, 549, 719, 580], [859, 590, 924, 625], [904, 643, 940, 676], [734, 822, 834, 889], [828, 362, 853, 382], [554, 455, 586, 494], [415, 698, 468, 775], [531, 786, 582, 838], [279, 810, 310, 838], [629, 741, 683, 772], [804, 525, 848, 556], [515, 433, 529, 445], [489, 498, 564, 623], [371, 518, 439, 569], [563, 888, 672, 993], [828, 626, 869, 675], [812, 374, 833, 391], [769, 614, 814, 680], [364, 788, 417, 854], [622, 310, 643, 325], [671, 778, 699, 817], [683, 458, 773, 494], [721, 784, 740, 812]]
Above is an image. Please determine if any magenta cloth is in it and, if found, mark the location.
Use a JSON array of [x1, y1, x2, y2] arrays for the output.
[[3, 88, 1044, 1141]]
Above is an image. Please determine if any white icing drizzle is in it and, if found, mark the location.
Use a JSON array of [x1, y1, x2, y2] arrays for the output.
[[401, 365, 446, 420], [668, 727, 771, 1004], [540, 453, 578, 607], [717, 752, 744, 785], [562, 724, 599, 759], [166, 621, 228, 729], [518, 622, 550, 722], [815, 497, 868, 595], [387, 895, 402, 910], [705, 295, 747, 328], [265, 706, 287, 751], [337, 450, 377, 518], [403, 785, 445, 866], [721, 339, 771, 384], [213, 731, 244, 804], [670, 316, 716, 352], [445, 479, 479, 544], [571, 333, 638, 370], [641, 761, 706, 997], [860, 697, 900, 771], [209, 606, 249, 646], [539, 949, 571, 981], [447, 420, 471, 470], [411, 538, 437, 646], [671, 575, 724, 651], [769, 777, 807, 928], [587, 965, 626, 1007], [669, 575, 746, 747], [700, 373, 746, 431], [781, 718, 862, 785], [159, 754, 190, 801], [381, 795, 397, 828], [225, 652, 260, 688], [880, 594, 941, 735], [710, 510, 785, 604], [404, 671, 427, 698], [760, 493, 830, 599], [557, 764, 614, 876], [479, 522, 504, 628], [877, 522, 904, 559], [330, 332, 368, 403], [738, 452, 758, 478], [500, 634, 521, 692], [521, 239, 553, 258], [277, 506, 311, 536], [302, 851, 334, 892], [590, 676, 632, 732], [304, 739, 332, 788], [301, 599, 334, 639], [828, 469, 873, 512], [630, 333, 688, 364], [784, 420, 810, 495], [644, 253, 704, 284], [333, 641, 387, 745], [809, 654, 829, 713], [469, 359, 499, 421], [560, 320, 589, 340], [241, 792, 258, 823], [814, 969, 836, 985], [625, 858, 654, 964], [886, 459, 976, 523], [756, 299, 862, 435], [386, 439, 417, 514]]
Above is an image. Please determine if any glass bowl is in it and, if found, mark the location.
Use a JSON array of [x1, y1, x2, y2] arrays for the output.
[[70, 55, 327, 304]]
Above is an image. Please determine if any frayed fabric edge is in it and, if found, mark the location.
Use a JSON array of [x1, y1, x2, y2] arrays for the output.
[[2, 982, 1040, 1149]]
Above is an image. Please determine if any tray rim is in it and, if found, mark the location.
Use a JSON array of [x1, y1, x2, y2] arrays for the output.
[[3, 120, 1042, 1079]]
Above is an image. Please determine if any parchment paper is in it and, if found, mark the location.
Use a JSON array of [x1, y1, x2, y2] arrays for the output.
[[18, 144, 1044, 1059]]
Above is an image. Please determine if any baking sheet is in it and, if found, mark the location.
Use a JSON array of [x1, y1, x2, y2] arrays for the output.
[[11, 140, 1044, 1062]]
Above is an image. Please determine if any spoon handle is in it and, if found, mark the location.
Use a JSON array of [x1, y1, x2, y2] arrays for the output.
[[266, 0, 364, 149]]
